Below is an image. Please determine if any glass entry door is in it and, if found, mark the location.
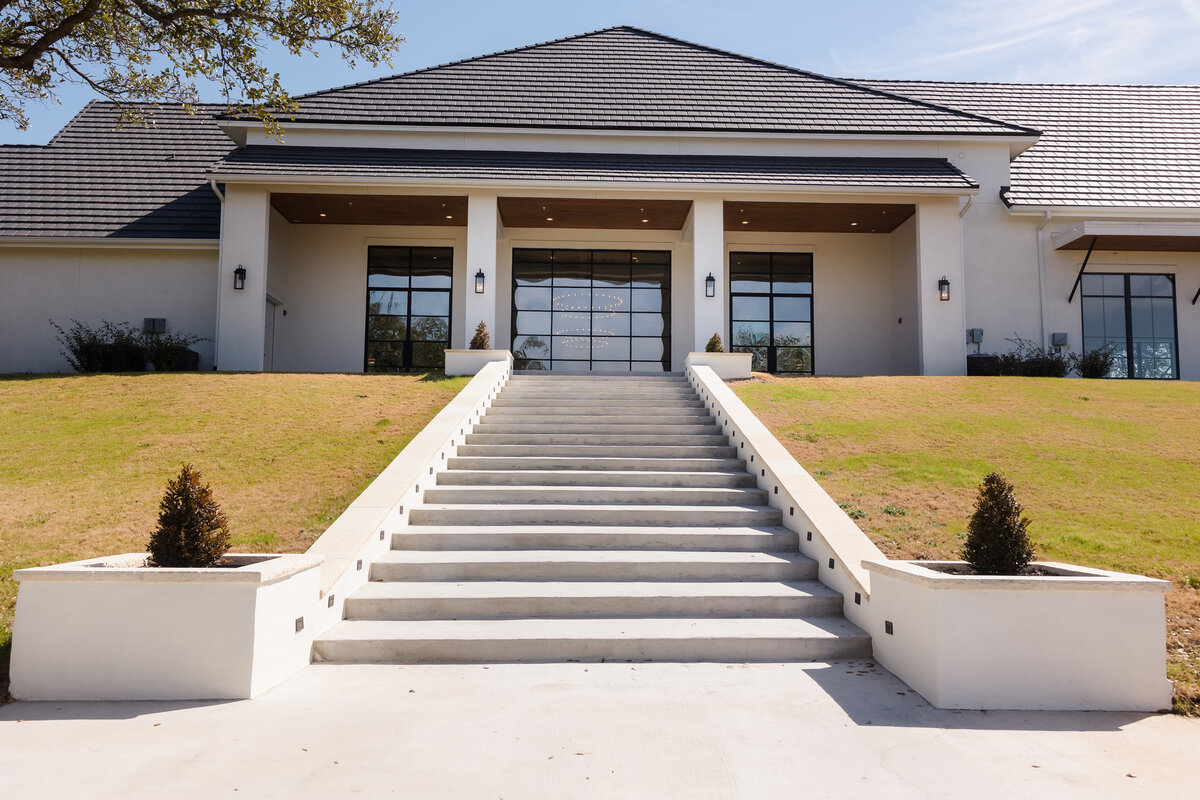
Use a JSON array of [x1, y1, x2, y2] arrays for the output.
[[364, 246, 452, 372], [511, 248, 671, 372], [730, 252, 814, 374]]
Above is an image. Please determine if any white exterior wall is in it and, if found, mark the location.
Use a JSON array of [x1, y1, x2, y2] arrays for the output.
[[215, 185, 270, 371], [0, 245, 218, 373], [264, 219, 467, 372]]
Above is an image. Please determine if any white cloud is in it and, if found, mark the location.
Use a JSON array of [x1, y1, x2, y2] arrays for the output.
[[839, 0, 1200, 83]]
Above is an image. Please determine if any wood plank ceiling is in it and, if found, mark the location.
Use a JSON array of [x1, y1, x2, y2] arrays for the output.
[[724, 201, 915, 233], [270, 194, 468, 225]]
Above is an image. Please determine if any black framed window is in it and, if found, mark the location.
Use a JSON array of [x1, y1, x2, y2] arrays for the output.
[[729, 252, 813, 374], [511, 248, 670, 372], [1080, 273, 1178, 379], [365, 246, 452, 372]]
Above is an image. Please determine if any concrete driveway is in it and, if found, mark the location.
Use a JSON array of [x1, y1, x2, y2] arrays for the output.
[[1, 660, 1194, 798]]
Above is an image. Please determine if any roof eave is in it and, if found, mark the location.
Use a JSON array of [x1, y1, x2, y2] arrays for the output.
[[205, 171, 979, 196]]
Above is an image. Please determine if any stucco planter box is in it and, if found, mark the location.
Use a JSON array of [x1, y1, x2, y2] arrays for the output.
[[10, 552, 323, 701], [864, 559, 1174, 711], [684, 352, 753, 380], [444, 349, 513, 376]]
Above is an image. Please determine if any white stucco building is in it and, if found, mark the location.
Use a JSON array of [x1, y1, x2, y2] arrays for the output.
[[2, 26, 1197, 379]]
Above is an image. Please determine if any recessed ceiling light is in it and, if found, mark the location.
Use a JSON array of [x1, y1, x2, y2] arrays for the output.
[[741, 220, 749, 225], [641, 218, 649, 223], [319, 212, 327, 217], [546, 217, 554, 221], [445, 215, 453, 219], [850, 222, 858, 226]]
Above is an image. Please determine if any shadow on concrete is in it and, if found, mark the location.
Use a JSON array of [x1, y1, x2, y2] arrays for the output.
[[0, 698, 238, 722], [806, 660, 1159, 732]]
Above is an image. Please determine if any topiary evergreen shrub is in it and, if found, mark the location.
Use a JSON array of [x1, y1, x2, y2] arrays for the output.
[[469, 320, 491, 350], [147, 464, 232, 568], [705, 333, 724, 353], [961, 471, 1035, 575]]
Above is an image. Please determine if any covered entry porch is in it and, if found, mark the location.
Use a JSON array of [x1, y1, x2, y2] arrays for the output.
[[209, 152, 975, 375]]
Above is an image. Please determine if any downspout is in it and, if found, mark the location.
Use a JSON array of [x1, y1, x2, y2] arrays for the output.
[[958, 194, 974, 218], [959, 194, 975, 364], [210, 180, 226, 369], [1036, 211, 1053, 347]]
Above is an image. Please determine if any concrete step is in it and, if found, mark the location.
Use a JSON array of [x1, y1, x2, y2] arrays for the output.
[[463, 433, 730, 446], [370, 550, 818, 582], [345, 580, 841, 620], [393, 525, 798, 551], [473, 422, 721, 435], [455, 444, 739, 458], [490, 397, 705, 409], [408, 504, 783, 526], [437, 469, 755, 488], [421, 485, 768, 506], [499, 389, 699, 400], [483, 407, 713, 418], [508, 375, 686, 383], [446, 456, 746, 472], [313, 617, 872, 663]]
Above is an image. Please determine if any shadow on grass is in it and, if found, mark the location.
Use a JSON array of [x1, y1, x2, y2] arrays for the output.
[[806, 661, 1158, 732]]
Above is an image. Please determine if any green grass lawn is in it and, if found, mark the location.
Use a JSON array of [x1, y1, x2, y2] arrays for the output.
[[733, 375, 1200, 714], [0, 372, 468, 697]]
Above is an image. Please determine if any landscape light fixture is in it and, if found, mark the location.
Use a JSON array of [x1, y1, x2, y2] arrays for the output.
[[233, 265, 246, 291], [475, 269, 486, 294], [705, 272, 716, 298], [938, 276, 950, 301]]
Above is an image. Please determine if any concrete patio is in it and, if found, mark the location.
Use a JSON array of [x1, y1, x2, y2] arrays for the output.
[[1, 660, 1194, 798]]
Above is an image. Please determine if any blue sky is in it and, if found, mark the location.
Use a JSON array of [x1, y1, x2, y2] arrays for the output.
[[6, 0, 1200, 144]]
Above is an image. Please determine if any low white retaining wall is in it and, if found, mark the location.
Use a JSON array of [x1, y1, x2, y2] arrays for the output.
[[687, 364, 1174, 712], [305, 358, 512, 640], [10, 553, 322, 701], [686, 365, 885, 635], [865, 560, 1174, 711], [444, 349, 513, 377], [684, 352, 753, 380]]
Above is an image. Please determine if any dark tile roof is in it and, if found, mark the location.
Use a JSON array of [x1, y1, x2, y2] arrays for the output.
[[0, 102, 234, 238], [855, 79, 1200, 209], [273, 26, 1033, 137], [211, 146, 978, 190]]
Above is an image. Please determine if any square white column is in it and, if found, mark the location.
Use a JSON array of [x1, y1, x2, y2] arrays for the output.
[[464, 192, 499, 347], [915, 197, 967, 376], [691, 196, 726, 351], [215, 185, 270, 371]]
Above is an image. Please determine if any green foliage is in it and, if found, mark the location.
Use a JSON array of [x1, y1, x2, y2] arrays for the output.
[[468, 320, 490, 351], [996, 336, 1071, 378], [147, 463, 231, 568], [883, 504, 907, 516], [705, 333, 724, 353], [0, 0, 402, 133], [50, 319, 206, 372], [1071, 344, 1117, 379], [961, 472, 1035, 575]]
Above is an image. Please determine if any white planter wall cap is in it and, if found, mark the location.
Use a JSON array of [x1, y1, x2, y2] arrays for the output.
[[14, 552, 323, 584], [10, 553, 324, 701], [684, 352, 753, 380], [444, 349, 513, 376], [865, 559, 1173, 591]]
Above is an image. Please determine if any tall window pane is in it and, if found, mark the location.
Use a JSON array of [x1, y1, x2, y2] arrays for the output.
[[1080, 273, 1177, 380], [730, 251, 814, 374], [365, 246, 452, 372]]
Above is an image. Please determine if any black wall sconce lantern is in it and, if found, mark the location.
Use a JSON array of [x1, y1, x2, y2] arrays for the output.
[[705, 272, 716, 298], [938, 275, 950, 302], [233, 265, 247, 291], [475, 269, 486, 294]]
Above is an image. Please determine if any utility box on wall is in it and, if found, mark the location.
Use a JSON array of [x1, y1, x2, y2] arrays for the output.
[[143, 317, 167, 334]]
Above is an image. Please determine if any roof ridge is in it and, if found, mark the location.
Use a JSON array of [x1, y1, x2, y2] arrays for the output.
[[854, 77, 1200, 90], [613, 26, 1038, 136], [294, 25, 631, 100]]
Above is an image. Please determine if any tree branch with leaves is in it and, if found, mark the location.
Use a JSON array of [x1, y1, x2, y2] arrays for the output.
[[0, 0, 401, 133]]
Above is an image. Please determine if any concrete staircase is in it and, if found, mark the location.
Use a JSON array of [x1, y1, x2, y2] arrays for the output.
[[314, 374, 870, 663]]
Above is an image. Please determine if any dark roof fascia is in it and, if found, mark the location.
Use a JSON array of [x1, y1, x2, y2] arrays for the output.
[[220, 116, 1040, 139]]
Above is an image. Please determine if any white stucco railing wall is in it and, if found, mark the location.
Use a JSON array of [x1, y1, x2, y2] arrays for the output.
[[685, 365, 887, 634], [305, 359, 512, 640]]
